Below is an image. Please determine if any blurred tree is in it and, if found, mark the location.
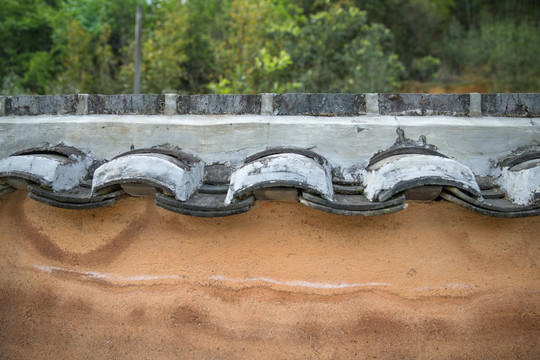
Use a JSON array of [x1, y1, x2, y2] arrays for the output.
[[0, 0, 56, 94], [50, 0, 118, 93], [445, 17, 540, 91], [120, 0, 189, 93], [181, 0, 231, 94], [208, 0, 302, 93], [453, 0, 539, 29], [1, 0, 537, 94], [350, 0, 453, 79], [286, 6, 404, 92], [292, 0, 451, 83]]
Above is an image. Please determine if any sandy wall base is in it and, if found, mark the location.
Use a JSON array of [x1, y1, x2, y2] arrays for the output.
[[0, 192, 538, 359]]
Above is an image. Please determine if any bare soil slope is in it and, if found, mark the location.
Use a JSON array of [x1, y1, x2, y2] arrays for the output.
[[0, 191, 538, 359]]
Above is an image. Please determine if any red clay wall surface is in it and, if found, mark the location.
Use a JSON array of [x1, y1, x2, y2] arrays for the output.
[[0, 191, 539, 359]]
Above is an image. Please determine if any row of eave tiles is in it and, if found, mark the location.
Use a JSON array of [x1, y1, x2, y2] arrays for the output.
[[0, 145, 539, 218]]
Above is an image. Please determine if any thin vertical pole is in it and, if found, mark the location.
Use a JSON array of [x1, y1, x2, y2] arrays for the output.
[[134, 5, 142, 94], [465, 0, 471, 29]]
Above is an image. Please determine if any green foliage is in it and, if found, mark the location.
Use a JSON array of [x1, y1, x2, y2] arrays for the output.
[[253, 49, 301, 93], [182, 0, 231, 94], [445, 17, 540, 91], [206, 77, 234, 95], [411, 56, 441, 82], [286, 6, 404, 92], [339, 0, 456, 73], [51, 17, 116, 93], [120, 1, 189, 93], [0, 0, 56, 94], [23, 52, 57, 94], [1, 0, 538, 94], [208, 0, 302, 94], [453, 0, 540, 29]]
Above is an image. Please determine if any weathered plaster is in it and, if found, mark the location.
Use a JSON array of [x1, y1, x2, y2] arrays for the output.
[[1, 114, 538, 183], [92, 153, 204, 201], [498, 160, 540, 205], [363, 154, 481, 202], [225, 153, 333, 204], [0, 153, 92, 191]]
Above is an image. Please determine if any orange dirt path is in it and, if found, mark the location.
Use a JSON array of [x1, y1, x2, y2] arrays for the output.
[[0, 191, 538, 359]]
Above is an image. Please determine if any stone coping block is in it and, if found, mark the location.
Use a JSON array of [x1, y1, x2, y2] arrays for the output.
[[86, 94, 165, 115], [482, 94, 540, 117], [1, 93, 539, 117], [273, 93, 365, 116], [379, 94, 470, 116], [177, 94, 261, 114], [4, 95, 78, 115]]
